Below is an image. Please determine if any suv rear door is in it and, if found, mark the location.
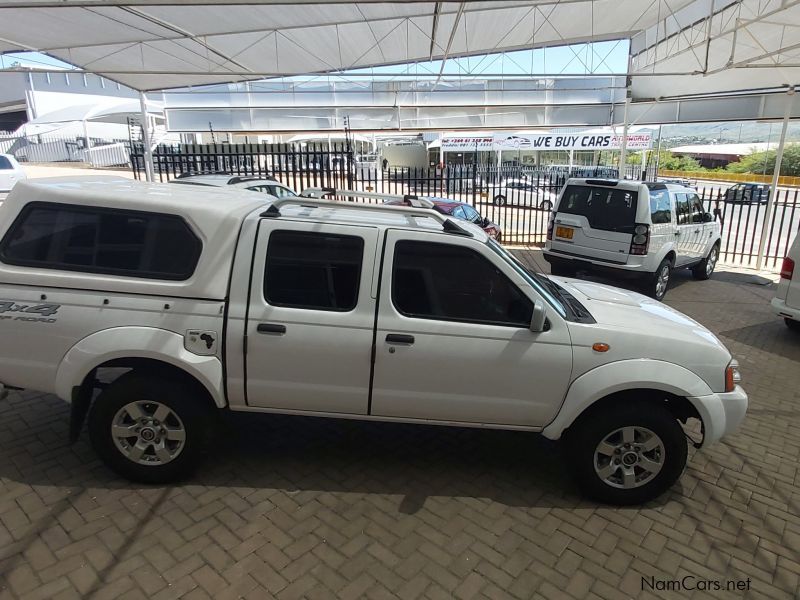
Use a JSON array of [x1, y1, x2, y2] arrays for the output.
[[244, 220, 379, 414], [370, 230, 573, 427], [550, 183, 638, 264], [674, 192, 702, 263]]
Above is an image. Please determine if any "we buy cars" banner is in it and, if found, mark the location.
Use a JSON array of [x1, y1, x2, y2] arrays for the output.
[[492, 132, 652, 151]]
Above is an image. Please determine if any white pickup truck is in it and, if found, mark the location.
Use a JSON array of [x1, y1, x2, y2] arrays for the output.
[[0, 177, 748, 505]]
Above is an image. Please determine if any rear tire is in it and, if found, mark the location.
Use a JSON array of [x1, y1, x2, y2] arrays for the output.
[[692, 243, 719, 280], [564, 400, 688, 505], [539, 199, 553, 211], [786, 318, 800, 332], [645, 258, 672, 300], [493, 195, 506, 207], [88, 372, 216, 483]]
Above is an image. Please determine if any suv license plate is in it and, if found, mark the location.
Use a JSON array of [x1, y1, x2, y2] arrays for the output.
[[555, 226, 574, 240]]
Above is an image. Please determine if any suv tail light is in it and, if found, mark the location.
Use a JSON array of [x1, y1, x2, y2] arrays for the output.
[[780, 256, 795, 280], [546, 213, 555, 241], [629, 224, 650, 255]]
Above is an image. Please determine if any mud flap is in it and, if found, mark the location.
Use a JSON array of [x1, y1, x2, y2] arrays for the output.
[[69, 370, 96, 443]]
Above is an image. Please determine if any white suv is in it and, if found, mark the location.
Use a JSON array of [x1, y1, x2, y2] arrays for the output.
[[171, 173, 298, 198], [544, 179, 722, 300], [772, 233, 800, 332]]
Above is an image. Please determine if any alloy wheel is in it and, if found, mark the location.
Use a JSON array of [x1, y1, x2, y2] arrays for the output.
[[593, 426, 665, 489], [655, 265, 670, 298], [111, 401, 186, 465], [706, 247, 718, 276]]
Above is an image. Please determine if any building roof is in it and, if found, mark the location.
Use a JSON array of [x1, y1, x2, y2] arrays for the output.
[[670, 143, 775, 157]]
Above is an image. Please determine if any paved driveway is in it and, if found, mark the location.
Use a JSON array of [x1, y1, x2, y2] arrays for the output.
[[0, 251, 798, 599]]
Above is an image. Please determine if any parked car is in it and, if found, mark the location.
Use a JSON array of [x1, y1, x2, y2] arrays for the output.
[[0, 153, 26, 195], [171, 173, 297, 198], [384, 196, 502, 241], [491, 178, 557, 209], [771, 233, 800, 332], [658, 177, 695, 189], [543, 179, 722, 300], [724, 183, 769, 204], [0, 178, 747, 505]]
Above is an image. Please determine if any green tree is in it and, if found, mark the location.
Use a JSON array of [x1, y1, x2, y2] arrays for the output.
[[726, 143, 800, 176], [651, 150, 702, 171]]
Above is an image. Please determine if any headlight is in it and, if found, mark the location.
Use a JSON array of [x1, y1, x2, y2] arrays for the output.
[[725, 359, 741, 392]]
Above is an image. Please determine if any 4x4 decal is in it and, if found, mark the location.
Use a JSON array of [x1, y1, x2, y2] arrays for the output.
[[0, 301, 60, 323]]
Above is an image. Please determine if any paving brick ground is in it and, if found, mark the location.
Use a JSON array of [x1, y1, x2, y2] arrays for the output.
[[0, 250, 798, 599]]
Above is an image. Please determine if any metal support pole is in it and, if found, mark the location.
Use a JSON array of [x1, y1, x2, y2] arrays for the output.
[[618, 96, 630, 179], [82, 119, 91, 151], [139, 92, 154, 182], [756, 88, 794, 271], [654, 124, 663, 178], [568, 148, 574, 174]]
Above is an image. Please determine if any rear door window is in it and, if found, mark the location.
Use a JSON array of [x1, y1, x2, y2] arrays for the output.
[[0, 156, 12, 170], [558, 185, 638, 232], [649, 189, 672, 224], [264, 230, 363, 311]]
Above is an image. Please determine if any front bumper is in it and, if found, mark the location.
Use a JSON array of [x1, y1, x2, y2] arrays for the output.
[[771, 296, 800, 322], [687, 385, 748, 446]]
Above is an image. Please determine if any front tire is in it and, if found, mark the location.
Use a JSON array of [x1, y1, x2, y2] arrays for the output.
[[539, 199, 553, 211], [645, 258, 672, 300], [88, 372, 216, 483], [692, 243, 719, 280], [786, 318, 800, 332], [564, 401, 688, 505], [493, 195, 507, 207]]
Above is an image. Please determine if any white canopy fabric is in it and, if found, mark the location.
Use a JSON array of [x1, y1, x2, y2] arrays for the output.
[[26, 99, 163, 125], [0, 0, 797, 107], [0, 0, 701, 92]]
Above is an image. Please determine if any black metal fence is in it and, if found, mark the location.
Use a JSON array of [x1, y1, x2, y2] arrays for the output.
[[131, 143, 799, 270]]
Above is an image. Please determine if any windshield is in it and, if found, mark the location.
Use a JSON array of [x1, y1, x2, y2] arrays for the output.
[[559, 184, 638, 233], [486, 240, 566, 318]]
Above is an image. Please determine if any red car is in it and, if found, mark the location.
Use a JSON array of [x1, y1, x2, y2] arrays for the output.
[[385, 197, 503, 241]]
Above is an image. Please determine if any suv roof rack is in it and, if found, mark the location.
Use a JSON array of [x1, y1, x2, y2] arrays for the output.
[[260, 188, 473, 237]]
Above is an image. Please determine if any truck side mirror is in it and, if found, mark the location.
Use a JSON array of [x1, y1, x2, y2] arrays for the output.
[[530, 300, 547, 333]]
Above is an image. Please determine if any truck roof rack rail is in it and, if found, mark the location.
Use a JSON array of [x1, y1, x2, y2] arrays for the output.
[[260, 188, 472, 237]]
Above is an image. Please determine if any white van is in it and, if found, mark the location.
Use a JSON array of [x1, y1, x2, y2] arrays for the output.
[[772, 233, 800, 331], [543, 179, 722, 300]]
